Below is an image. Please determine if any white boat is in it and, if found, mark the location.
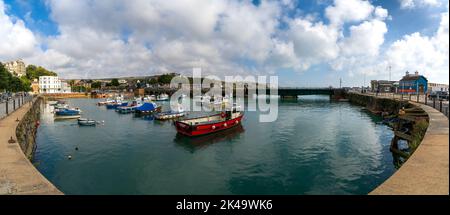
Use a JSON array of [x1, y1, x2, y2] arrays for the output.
[[155, 105, 185, 120], [194, 95, 211, 104], [156, 93, 169, 101], [78, 118, 97, 126]]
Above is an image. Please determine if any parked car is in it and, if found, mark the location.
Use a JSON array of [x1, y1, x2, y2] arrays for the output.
[[429, 91, 449, 100]]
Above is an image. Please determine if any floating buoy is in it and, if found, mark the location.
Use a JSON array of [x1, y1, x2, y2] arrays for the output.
[[68, 155, 72, 160], [75, 147, 79, 151]]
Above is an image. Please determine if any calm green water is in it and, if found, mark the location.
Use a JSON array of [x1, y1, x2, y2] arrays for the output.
[[34, 96, 396, 194]]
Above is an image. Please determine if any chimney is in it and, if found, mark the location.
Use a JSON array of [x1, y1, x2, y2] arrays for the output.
[[415, 71, 419, 76]]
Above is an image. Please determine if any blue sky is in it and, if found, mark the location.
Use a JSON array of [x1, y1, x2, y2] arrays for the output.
[[0, 0, 448, 86]]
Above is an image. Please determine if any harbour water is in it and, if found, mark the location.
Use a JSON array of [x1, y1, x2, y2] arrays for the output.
[[34, 96, 396, 194]]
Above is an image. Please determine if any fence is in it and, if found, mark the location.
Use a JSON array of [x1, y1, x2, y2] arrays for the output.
[[0, 94, 34, 120], [359, 91, 449, 118]]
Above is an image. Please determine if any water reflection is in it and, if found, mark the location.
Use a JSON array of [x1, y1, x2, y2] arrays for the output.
[[174, 125, 245, 153]]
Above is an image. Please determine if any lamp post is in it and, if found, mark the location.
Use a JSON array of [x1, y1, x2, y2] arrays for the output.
[[417, 81, 419, 103]]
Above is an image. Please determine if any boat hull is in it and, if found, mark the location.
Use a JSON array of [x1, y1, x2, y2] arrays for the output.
[[134, 106, 162, 116], [175, 114, 243, 137], [54, 115, 81, 119], [155, 112, 185, 120]]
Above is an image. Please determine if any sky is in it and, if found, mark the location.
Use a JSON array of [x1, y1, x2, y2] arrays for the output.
[[0, 0, 448, 87]]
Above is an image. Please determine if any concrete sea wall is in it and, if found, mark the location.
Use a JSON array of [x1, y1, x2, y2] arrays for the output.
[[15, 97, 42, 160], [346, 92, 449, 194], [0, 97, 62, 194], [346, 93, 412, 114]]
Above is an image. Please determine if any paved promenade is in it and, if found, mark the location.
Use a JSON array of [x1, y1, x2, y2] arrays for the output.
[[0, 100, 62, 194], [371, 102, 449, 195]]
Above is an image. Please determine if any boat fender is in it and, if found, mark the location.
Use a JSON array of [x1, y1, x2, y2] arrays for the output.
[[224, 123, 227, 127], [235, 120, 239, 124], [212, 125, 216, 130]]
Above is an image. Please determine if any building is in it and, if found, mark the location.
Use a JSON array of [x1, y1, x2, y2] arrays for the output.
[[428, 83, 449, 93], [39, 76, 72, 94], [370, 80, 396, 93], [60, 81, 72, 93], [4, 59, 26, 77], [398, 71, 428, 94], [31, 79, 39, 94]]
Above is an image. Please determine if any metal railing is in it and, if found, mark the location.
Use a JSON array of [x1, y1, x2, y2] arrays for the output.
[[357, 91, 449, 118], [0, 94, 34, 120]]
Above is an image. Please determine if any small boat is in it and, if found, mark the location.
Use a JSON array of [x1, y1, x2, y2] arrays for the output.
[[156, 93, 169, 101], [77, 118, 97, 126], [106, 101, 125, 109], [54, 108, 81, 119], [98, 98, 114, 106], [49, 100, 66, 106], [174, 105, 243, 137], [142, 95, 156, 102], [155, 105, 185, 120], [134, 102, 162, 116], [194, 95, 211, 104], [48, 100, 58, 105], [116, 100, 143, 114]]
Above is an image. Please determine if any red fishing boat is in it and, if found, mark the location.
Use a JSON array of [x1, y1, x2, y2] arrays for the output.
[[174, 106, 243, 137]]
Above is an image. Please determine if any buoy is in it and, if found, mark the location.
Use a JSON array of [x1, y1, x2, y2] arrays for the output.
[[68, 155, 72, 160], [75, 147, 79, 151]]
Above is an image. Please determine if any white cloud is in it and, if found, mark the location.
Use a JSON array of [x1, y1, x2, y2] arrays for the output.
[[399, 0, 442, 9], [0, 1, 37, 60], [285, 18, 340, 70], [340, 19, 388, 57], [1, 0, 447, 86], [325, 0, 374, 26], [384, 7, 449, 83]]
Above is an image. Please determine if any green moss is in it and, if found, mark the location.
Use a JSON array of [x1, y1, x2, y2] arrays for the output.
[[409, 120, 429, 152]]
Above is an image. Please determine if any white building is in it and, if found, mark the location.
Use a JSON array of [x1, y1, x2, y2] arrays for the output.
[[428, 83, 449, 93], [39, 76, 72, 94]]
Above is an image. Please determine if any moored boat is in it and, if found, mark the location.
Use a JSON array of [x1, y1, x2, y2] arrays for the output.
[[174, 106, 243, 137], [116, 100, 143, 114], [134, 102, 161, 116], [155, 105, 185, 120], [156, 93, 169, 101], [77, 118, 97, 126], [54, 108, 81, 119]]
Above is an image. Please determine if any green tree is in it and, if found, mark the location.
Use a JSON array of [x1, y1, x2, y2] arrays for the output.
[[26, 65, 57, 80], [148, 78, 158, 85], [0, 63, 31, 92], [72, 86, 87, 92], [20, 76, 32, 92], [111, 79, 120, 86], [158, 74, 175, 85], [0, 63, 12, 91], [91, 81, 102, 89]]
